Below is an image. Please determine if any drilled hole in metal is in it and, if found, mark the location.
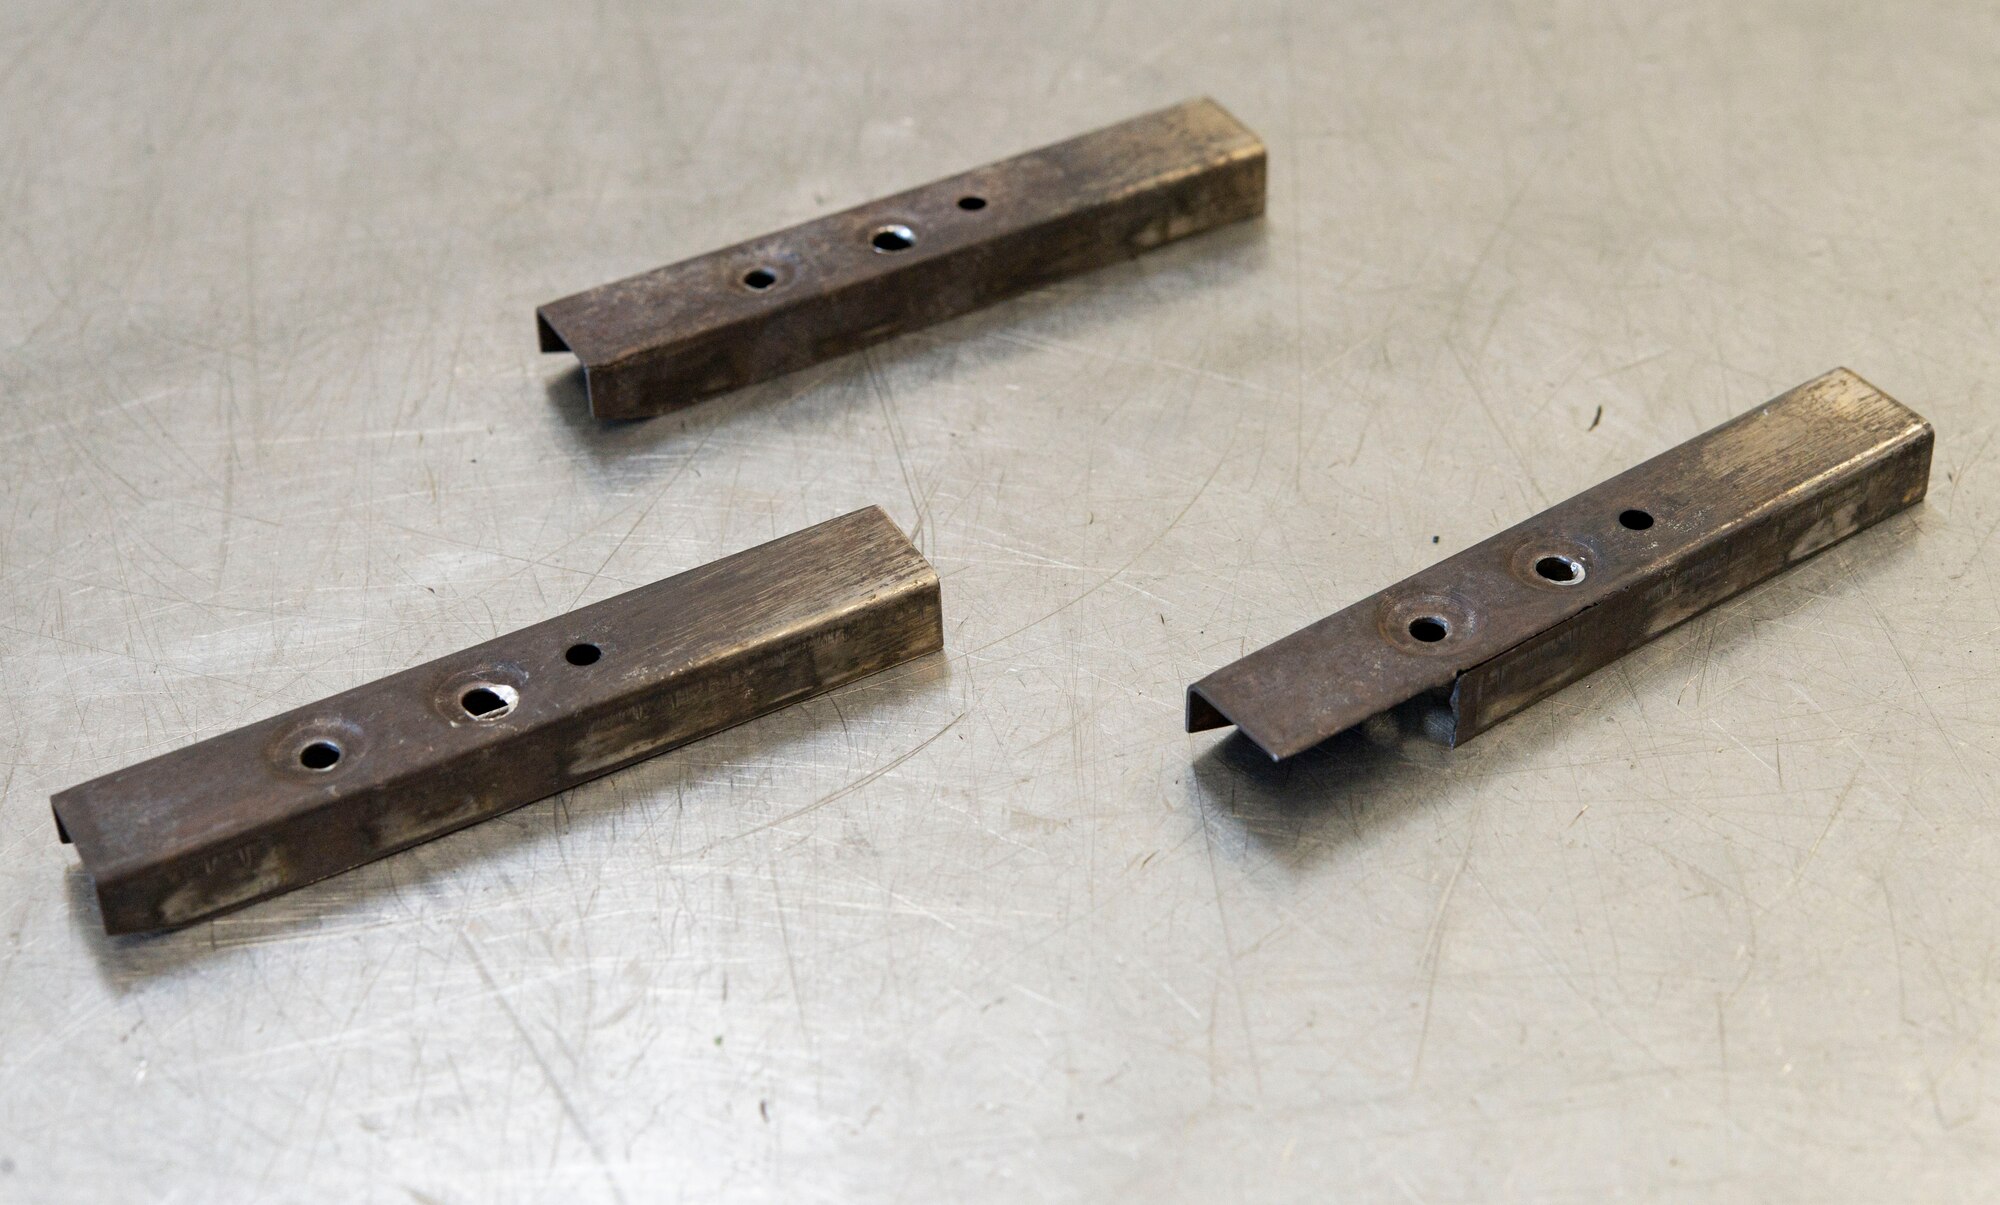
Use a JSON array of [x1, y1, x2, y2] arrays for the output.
[[957, 195, 987, 211], [460, 685, 517, 719], [870, 224, 915, 252], [742, 268, 777, 290], [1408, 616, 1449, 643], [1619, 508, 1654, 530], [1535, 555, 1584, 584], [565, 642, 601, 666], [299, 741, 341, 770]]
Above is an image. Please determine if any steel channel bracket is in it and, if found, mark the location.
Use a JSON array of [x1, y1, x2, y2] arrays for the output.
[[54, 507, 942, 935], [537, 97, 1266, 419], [1187, 369, 1933, 761]]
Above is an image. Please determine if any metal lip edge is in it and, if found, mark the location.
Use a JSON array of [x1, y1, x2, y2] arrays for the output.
[[1185, 677, 1441, 764], [1184, 368, 1934, 762]]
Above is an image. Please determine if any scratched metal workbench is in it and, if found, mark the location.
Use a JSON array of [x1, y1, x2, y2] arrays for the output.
[[3, 2, 1997, 1201]]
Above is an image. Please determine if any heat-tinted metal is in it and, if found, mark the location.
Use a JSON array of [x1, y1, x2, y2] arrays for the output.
[[55, 507, 943, 935], [1187, 369, 1933, 761], [537, 97, 1266, 418]]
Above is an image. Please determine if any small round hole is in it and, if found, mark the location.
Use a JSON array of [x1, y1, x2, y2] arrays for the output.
[[957, 195, 987, 211], [1408, 616, 1449, 643], [742, 268, 776, 290], [870, 224, 915, 252], [460, 684, 518, 719], [1619, 508, 1654, 530], [1535, 555, 1583, 584], [565, 642, 601, 666], [299, 740, 341, 770]]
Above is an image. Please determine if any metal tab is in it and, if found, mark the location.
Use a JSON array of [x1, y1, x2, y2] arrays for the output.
[[54, 507, 943, 935], [537, 97, 1266, 418], [1187, 369, 1933, 761]]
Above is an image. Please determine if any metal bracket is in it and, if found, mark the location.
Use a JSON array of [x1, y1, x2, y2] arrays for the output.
[[1187, 369, 1934, 761], [54, 507, 943, 934], [536, 97, 1266, 418]]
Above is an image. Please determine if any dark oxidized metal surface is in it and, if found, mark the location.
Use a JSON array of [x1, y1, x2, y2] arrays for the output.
[[53, 507, 943, 935], [1187, 369, 1934, 761], [537, 97, 1266, 418]]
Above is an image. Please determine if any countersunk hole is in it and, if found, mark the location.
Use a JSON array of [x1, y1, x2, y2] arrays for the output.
[[870, 224, 915, 252], [1619, 508, 1655, 530], [742, 267, 777, 290], [460, 684, 518, 719], [1408, 616, 1449, 643], [956, 195, 987, 211], [565, 642, 601, 666], [1535, 554, 1584, 584], [299, 740, 341, 771]]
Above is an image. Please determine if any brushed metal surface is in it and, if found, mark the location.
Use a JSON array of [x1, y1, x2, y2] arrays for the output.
[[3, 3, 1998, 1202], [54, 506, 942, 934], [537, 98, 1265, 418], [1188, 369, 1933, 758]]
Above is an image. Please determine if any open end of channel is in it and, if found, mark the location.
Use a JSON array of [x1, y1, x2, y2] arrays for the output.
[[536, 310, 571, 353], [1185, 686, 1287, 763], [1185, 685, 1230, 734]]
